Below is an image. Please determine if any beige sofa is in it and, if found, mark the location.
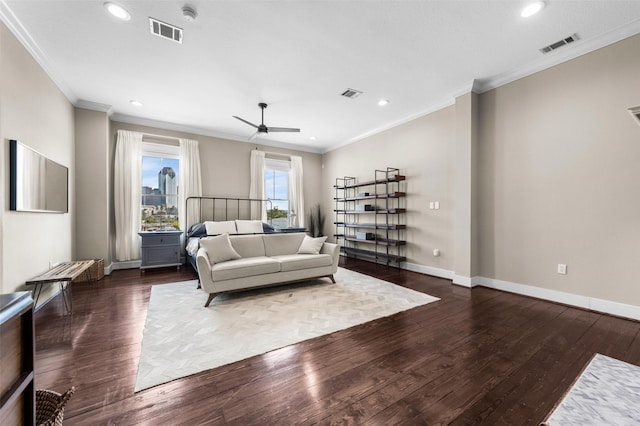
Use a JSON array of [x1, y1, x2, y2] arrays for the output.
[[196, 232, 339, 307]]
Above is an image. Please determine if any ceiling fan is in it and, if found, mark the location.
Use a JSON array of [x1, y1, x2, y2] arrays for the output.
[[233, 103, 300, 139]]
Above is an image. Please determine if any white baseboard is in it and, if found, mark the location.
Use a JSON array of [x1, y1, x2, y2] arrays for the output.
[[111, 260, 142, 270], [452, 275, 473, 288], [474, 276, 640, 321], [402, 262, 453, 280], [399, 262, 640, 321], [104, 262, 114, 275]]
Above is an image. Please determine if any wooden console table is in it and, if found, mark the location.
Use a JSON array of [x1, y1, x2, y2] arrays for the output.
[[25, 260, 96, 313]]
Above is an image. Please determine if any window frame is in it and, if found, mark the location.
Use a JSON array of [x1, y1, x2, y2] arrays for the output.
[[141, 141, 180, 231], [264, 158, 291, 228]]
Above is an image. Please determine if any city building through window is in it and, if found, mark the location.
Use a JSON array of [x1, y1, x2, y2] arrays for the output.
[[264, 158, 290, 229], [141, 142, 180, 230]]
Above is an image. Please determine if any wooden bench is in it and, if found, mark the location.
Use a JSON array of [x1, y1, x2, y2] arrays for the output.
[[25, 260, 96, 313]]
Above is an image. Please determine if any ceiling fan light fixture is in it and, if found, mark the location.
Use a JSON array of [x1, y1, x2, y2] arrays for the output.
[[521, 1, 545, 18], [104, 2, 131, 21]]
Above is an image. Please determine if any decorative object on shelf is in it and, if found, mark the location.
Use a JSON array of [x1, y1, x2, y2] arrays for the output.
[[306, 203, 326, 237], [356, 232, 375, 240], [334, 167, 406, 264]]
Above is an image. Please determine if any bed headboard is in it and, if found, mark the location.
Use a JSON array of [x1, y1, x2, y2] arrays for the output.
[[185, 196, 272, 231]]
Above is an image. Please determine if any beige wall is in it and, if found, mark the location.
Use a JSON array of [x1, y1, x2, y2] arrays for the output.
[[110, 122, 324, 265], [478, 33, 640, 306], [322, 33, 640, 313], [75, 108, 111, 265], [0, 22, 74, 302], [322, 106, 456, 272]]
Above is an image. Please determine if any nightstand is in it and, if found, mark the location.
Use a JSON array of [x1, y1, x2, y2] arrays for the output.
[[138, 230, 182, 271]]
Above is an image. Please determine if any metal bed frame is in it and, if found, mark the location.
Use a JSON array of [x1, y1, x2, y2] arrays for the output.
[[184, 196, 273, 272]]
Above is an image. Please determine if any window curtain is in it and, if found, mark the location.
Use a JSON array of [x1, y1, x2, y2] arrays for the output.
[[249, 150, 266, 221], [114, 130, 143, 261], [289, 155, 304, 228], [178, 138, 202, 232]]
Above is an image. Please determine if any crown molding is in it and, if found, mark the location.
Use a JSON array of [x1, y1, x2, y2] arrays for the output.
[[0, 0, 77, 103], [323, 97, 456, 154], [475, 18, 640, 93], [110, 113, 324, 154], [76, 100, 113, 114]]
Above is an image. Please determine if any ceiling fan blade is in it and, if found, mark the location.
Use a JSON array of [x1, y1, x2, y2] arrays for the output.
[[267, 127, 300, 133], [248, 131, 259, 141], [233, 116, 259, 129]]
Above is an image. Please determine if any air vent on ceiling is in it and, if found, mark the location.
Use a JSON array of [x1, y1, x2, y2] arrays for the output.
[[149, 17, 183, 44], [628, 106, 640, 127], [540, 34, 579, 54], [341, 88, 363, 99]]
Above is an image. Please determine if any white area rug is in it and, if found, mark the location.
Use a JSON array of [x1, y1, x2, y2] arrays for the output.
[[135, 267, 439, 391], [544, 353, 640, 425]]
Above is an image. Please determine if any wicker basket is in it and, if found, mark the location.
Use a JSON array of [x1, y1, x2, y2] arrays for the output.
[[76, 259, 104, 282], [36, 386, 75, 426]]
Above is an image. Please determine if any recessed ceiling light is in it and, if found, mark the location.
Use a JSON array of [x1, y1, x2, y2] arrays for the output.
[[182, 6, 197, 22], [104, 2, 131, 21], [378, 99, 389, 106], [310, 136, 317, 141], [130, 100, 143, 107], [521, 1, 545, 18]]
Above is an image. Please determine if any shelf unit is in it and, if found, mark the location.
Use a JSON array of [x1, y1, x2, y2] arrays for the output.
[[334, 167, 406, 264]]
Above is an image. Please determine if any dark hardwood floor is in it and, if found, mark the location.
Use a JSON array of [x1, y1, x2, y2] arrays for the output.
[[33, 258, 640, 425]]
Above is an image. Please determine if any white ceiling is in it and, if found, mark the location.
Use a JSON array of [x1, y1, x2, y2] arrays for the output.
[[2, 1, 640, 153]]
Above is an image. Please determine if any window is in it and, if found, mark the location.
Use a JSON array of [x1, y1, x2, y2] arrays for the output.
[[264, 158, 290, 229], [141, 142, 180, 231]]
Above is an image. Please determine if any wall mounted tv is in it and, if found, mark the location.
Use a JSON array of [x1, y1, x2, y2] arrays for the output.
[[9, 139, 69, 213]]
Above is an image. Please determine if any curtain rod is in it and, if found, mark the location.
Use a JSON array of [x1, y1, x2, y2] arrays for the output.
[[256, 147, 292, 159], [142, 132, 180, 142]]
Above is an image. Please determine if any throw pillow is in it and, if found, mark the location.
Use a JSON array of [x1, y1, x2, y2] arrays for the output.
[[235, 220, 264, 234], [297, 235, 327, 255], [204, 220, 237, 235], [199, 233, 241, 264]]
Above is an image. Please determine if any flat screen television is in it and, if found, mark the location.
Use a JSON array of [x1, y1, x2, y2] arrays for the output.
[[9, 139, 69, 213]]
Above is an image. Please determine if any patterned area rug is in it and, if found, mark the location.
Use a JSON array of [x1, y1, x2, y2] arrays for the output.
[[135, 267, 439, 391], [544, 353, 640, 425]]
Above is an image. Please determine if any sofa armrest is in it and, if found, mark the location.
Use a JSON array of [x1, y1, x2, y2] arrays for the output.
[[196, 247, 215, 292], [321, 242, 340, 272]]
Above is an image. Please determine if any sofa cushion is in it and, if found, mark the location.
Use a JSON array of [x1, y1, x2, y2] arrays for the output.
[[235, 220, 264, 234], [297, 235, 328, 255], [211, 256, 280, 281], [272, 254, 334, 272], [200, 234, 241, 264], [263, 233, 306, 256], [205, 220, 237, 235], [229, 234, 266, 258]]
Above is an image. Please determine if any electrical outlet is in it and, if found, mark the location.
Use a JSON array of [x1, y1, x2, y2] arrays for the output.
[[557, 264, 567, 275], [429, 202, 434, 209], [434, 201, 440, 210]]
